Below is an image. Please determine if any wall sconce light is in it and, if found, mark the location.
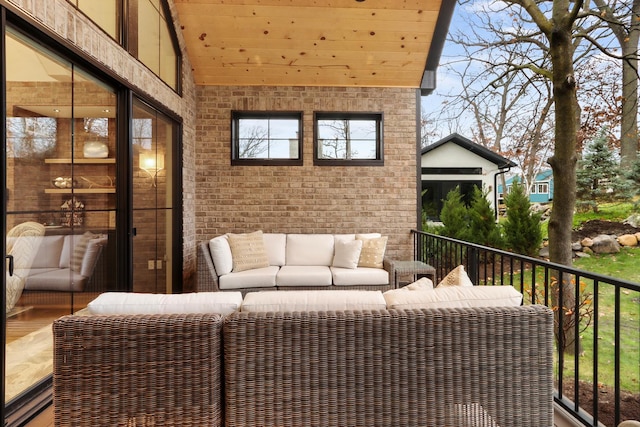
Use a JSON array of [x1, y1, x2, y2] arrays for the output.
[[139, 152, 164, 187]]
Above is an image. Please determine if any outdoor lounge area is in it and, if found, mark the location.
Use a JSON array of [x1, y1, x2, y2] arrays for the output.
[[2, 1, 639, 427], [52, 288, 554, 427]]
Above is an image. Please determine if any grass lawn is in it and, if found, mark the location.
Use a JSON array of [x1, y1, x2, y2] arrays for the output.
[[528, 201, 640, 393], [569, 249, 640, 392]]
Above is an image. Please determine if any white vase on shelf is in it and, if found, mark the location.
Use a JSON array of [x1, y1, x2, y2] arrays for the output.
[[83, 141, 109, 158]]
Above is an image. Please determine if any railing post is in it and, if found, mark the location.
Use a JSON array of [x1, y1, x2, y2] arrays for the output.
[[468, 247, 478, 285]]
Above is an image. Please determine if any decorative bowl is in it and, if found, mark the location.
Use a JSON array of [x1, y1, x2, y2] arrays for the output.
[[83, 141, 109, 158]]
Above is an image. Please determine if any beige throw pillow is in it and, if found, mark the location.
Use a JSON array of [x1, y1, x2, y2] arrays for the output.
[[357, 236, 388, 268], [70, 231, 97, 273], [332, 239, 363, 269], [227, 230, 270, 272], [405, 277, 434, 290], [437, 265, 474, 287]]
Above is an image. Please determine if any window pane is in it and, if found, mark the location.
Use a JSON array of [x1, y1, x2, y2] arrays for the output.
[[77, 0, 119, 41], [234, 115, 301, 161], [317, 118, 378, 160]]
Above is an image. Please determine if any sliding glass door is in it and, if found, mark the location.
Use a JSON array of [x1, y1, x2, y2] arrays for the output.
[[2, 27, 119, 417], [131, 98, 176, 294]]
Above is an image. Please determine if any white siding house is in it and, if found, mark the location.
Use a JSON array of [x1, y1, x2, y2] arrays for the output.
[[421, 133, 516, 220]]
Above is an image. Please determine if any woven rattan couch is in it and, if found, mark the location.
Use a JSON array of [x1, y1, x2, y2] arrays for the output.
[[53, 313, 226, 427], [53, 304, 553, 427]]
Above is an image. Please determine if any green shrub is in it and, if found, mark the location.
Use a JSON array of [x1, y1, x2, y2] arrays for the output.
[[439, 186, 470, 240], [503, 179, 543, 256], [439, 186, 502, 248], [467, 186, 503, 248]]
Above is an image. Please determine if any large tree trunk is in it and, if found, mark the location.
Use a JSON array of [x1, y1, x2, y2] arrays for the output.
[[547, 16, 578, 268], [620, 40, 639, 167], [547, 3, 579, 354]]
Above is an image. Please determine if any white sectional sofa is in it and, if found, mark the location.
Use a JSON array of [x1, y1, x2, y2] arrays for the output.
[[23, 231, 108, 292], [197, 231, 394, 294]]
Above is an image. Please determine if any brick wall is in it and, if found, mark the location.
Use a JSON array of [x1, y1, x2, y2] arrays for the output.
[[195, 86, 419, 260]]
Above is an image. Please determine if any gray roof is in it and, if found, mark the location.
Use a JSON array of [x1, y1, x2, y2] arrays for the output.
[[421, 133, 517, 169]]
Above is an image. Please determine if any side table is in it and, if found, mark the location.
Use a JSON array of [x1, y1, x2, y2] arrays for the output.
[[392, 260, 436, 288]]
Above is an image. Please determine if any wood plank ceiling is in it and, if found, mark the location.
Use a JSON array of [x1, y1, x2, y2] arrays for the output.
[[173, 0, 450, 89]]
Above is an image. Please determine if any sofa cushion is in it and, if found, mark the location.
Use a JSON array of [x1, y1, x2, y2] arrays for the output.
[[331, 239, 362, 269], [87, 291, 243, 315], [357, 236, 388, 268], [286, 234, 334, 266], [240, 290, 387, 312], [80, 236, 108, 278], [263, 233, 286, 266], [209, 235, 233, 275], [383, 286, 523, 309], [355, 233, 382, 240], [405, 277, 434, 290], [437, 265, 473, 287], [333, 234, 356, 244], [227, 230, 270, 272], [219, 266, 279, 290], [25, 268, 86, 292], [31, 236, 65, 269], [71, 232, 98, 273], [277, 266, 332, 287], [330, 267, 389, 286]]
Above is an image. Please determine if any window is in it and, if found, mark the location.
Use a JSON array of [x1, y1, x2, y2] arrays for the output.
[[421, 167, 482, 175], [314, 112, 383, 166], [68, 0, 180, 91], [537, 183, 549, 194], [5, 117, 57, 158], [231, 112, 303, 165]]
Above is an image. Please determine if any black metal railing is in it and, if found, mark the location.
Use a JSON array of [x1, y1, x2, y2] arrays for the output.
[[412, 230, 640, 427]]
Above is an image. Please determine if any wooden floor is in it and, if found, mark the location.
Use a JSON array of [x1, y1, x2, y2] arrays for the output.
[[6, 292, 96, 427], [23, 405, 53, 427]]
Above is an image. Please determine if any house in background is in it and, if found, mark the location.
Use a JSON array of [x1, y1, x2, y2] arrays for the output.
[[499, 169, 554, 204], [420, 133, 516, 220]]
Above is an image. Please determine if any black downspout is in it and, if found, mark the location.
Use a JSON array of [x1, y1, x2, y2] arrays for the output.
[[494, 167, 512, 221], [416, 90, 423, 231]]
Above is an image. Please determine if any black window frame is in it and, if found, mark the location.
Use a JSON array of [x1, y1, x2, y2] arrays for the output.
[[231, 111, 303, 166], [313, 112, 383, 166]]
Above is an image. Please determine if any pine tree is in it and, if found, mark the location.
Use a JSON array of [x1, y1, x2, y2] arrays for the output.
[[439, 187, 469, 240], [503, 179, 543, 256], [576, 130, 626, 212], [467, 186, 503, 248]]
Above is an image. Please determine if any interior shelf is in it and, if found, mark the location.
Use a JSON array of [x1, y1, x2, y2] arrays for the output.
[[44, 158, 116, 164], [44, 188, 115, 194]]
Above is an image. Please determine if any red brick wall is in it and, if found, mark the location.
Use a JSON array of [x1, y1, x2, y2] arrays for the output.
[[195, 85, 419, 260]]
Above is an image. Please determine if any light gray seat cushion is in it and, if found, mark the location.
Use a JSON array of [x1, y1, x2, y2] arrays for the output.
[[383, 285, 523, 309], [87, 291, 243, 315], [330, 266, 389, 286], [276, 265, 332, 287], [219, 266, 279, 290], [240, 290, 387, 312], [25, 268, 86, 292]]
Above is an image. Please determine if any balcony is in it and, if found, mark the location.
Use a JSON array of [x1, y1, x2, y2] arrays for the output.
[[413, 230, 640, 427]]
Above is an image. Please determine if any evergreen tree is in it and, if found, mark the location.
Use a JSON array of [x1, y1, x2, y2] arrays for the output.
[[576, 130, 627, 212], [467, 186, 503, 248], [439, 187, 469, 240], [622, 153, 640, 202], [503, 179, 543, 256]]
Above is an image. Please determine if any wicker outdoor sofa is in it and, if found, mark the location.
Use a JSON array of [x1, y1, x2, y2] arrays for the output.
[[53, 304, 554, 427], [196, 233, 398, 294]]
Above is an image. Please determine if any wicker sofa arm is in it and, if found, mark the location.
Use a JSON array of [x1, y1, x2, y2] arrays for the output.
[[223, 305, 554, 427], [197, 241, 222, 292], [53, 313, 225, 427]]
